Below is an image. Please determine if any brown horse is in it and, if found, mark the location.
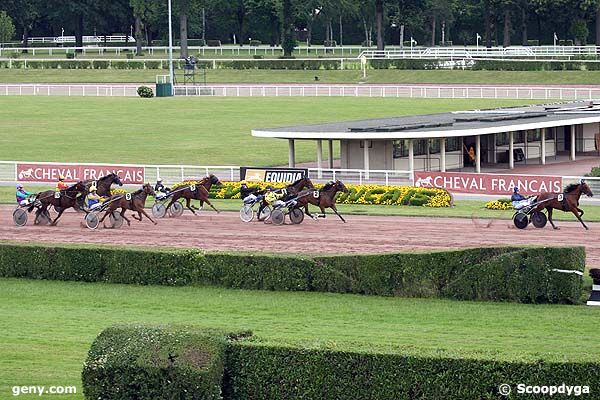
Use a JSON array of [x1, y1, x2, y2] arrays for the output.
[[294, 180, 349, 223], [78, 173, 123, 209], [99, 183, 157, 226], [534, 180, 594, 230], [165, 174, 221, 215], [256, 177, 315, 218], [30, 181, 86, 225]]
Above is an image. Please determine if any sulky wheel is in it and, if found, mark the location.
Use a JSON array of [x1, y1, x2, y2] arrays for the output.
[[85, 212, 100, 230], [288, 208, 305, 224], [152, 202, 167, 218], [169, 201, 184, 217], [513, 212, 529, 230], [258, 205, 272, 221], [110, 211, 124, 229], [531, 211, 547, 228], [271, 209, 285, 226], [13, 208, 28, 227], [240, 205, 254, 223]]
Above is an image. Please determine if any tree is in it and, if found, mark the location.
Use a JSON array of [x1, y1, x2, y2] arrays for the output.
[[375, 0, 384, 50], [3, 0, 40, 47], [281, 0, 295, 56], [0, 11, 16, 44]]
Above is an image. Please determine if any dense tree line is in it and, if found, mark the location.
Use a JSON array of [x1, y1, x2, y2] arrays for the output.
[[3, 0, 600, 53]]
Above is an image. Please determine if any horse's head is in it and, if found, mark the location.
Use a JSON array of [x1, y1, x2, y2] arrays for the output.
[[112, 173, 123, 187], [142, 183, 156, 196], [335, 180, 349, 194], [69, 181, 86, 193], [209, 174, 222, 186], [581, 179, 594, 197], [304, 177, 315, 189]]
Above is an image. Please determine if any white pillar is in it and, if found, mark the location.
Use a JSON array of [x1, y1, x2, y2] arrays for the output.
[[363, 139, 370, 179], [475, 135, 481, 173], [288, 139, 296, 167], [524, 130, 528, 163], [541, 128, 546, 165], [328, 140, 334, 169], [316, 140, 323, 178], [440, 137, 446, 172], [509, 131, 514, 169], [570, 125, 576, 161], [408, 139, 414, 173]]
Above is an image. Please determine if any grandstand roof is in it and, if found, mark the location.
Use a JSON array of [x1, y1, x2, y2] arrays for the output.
[[252, 101, 600, 140]]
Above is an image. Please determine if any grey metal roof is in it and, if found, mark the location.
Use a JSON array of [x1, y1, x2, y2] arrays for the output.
[[252, 101, 600, 140]]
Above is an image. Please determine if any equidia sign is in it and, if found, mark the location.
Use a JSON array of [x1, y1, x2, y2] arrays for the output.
[[240, 167, 308, 183], [16, 163, 145, 184], [414, 171, 562, 195]]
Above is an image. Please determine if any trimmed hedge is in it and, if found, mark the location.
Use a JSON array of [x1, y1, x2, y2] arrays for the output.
[[82, 325, 243, 400], [84, 326, 599, 400], [0, 243, 584, 303], [472, 59, 600, 71], [225, 341, 597, 400]]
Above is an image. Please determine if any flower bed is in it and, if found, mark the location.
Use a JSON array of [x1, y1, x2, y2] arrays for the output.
[[172, 181, 452, 208], [485, 198, 513, 210]]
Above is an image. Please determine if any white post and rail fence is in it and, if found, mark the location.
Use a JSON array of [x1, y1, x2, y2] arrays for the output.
[[2, 83, 600, 100], [1, 161, 598, 197]]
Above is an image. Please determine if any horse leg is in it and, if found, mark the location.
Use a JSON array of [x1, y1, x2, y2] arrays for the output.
[[204, 199, 220, 213], [572, 208, 589, 230], [50, 207, 65, 226], [185, 198, 197, 215], [139, 208, 158, 225], [547, 208, 559, 230], [120, 208, 131, 226], [330, 204, 346, 223], [577, 207, 585, 217], [319, 205, 326, 218], [304, 204, 316, 220], [99, 208, 111, 223]]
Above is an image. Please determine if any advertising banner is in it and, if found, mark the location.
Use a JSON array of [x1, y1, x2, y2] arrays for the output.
[[240, 167, 308, 183], [414, 171, 562, 195], [16, 163, 145, 184]]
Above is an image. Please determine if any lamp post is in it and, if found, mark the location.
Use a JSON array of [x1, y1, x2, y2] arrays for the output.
[[553, 32, 558, 49], [410, 37, 417, 56], [168, 0, 174, 95], [476, 33, 481, 51]]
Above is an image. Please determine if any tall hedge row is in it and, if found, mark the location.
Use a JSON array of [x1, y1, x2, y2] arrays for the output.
[[83, 326, 599, 400], [225, 341, 598, 400], [0, 243, 584, 304]]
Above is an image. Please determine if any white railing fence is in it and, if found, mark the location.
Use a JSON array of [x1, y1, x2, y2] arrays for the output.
[[1, 161, 599, 191], [174, 84, 600, 100], [3, 83, 600, 100]]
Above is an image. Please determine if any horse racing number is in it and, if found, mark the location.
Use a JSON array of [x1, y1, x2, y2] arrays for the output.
[[126, 193, 132, 201]]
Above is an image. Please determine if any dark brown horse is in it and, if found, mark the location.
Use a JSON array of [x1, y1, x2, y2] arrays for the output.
[[294, 180, 349, 223], [30, 181, 86, 225], [534, 180, 594, 230], [165, 174, 222, 215], [99, 183, 157, 226], [78, 173, 123, 209], [256, 177, 315, 218]]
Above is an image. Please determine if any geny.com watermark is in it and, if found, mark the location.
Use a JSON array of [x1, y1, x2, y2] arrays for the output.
[[499, 383, 590, 397], [11, 385, 77, 397]]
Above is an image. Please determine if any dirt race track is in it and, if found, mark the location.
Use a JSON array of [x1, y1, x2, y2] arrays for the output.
[[1, 205, 598, 267]]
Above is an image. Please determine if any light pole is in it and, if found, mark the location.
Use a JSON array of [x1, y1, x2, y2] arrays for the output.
[[168, 0, 174, 95], [553, 32, 558, 49], [410, 37, 417, 55], [476, 33, 481, 51]]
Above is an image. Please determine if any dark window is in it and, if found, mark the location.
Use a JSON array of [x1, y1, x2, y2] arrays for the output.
[[496, 133, 509, 146], [545, 128, 555, 140], [527, 129, 541, 142]]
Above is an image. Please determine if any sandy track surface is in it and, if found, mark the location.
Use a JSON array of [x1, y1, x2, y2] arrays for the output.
[[1, 205, 597, 266]]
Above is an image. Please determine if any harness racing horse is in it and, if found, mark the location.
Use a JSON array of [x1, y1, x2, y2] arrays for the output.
[[29, 181, 86, 226], [165, 174, 222, 215], [78, 173, 124, 209], [256, 177, 315, 218], [99, 183, 157, 226], [294, 180, 349, 223], [534, 180, 594, 230]]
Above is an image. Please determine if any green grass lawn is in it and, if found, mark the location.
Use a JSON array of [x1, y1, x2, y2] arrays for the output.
[[1, 278, 599, 399], [3, 69, 600, 84], [0, 97, 531, 166]]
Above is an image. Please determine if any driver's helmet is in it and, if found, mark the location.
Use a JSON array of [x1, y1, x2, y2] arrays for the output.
[[16, 183, 23, 190], [157, 178, 162, 183], [59, 175, 65, 181], [513, 187, 519, 193], [90, 184, 97, 193]]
